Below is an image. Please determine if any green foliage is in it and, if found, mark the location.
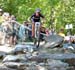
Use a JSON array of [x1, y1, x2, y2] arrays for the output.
[[0, 0, 75, 34]]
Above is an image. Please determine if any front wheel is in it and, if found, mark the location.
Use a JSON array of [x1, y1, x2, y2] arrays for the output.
[[34, 36, 40, 48]]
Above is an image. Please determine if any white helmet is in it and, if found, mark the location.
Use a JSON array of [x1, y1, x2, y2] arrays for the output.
[[35, 8, 41, 12]]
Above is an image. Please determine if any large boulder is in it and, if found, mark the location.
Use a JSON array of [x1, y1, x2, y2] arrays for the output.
[[44, 35, 64, 48]]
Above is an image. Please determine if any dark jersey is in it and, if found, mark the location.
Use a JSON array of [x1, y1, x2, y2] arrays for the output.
[[31, 13, 44, 22]]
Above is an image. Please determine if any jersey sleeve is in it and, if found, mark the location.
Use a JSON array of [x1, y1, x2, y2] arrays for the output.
[[40, 13, 44, 18], [30, 14, 34, 20]]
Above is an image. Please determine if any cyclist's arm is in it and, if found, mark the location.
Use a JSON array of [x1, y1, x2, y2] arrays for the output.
[[40, 14, 46, 23], [40, 13, 44, 18], [30, 14, 35, 23]]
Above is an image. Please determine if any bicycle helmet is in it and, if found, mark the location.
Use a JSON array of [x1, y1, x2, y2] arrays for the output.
[[35, 8, 41, 12]]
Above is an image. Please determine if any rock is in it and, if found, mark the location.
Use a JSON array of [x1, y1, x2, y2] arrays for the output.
[[3, 54, 27, 62], [3, 62, 28, 69], [39, 48, 65, 54], [63, 43, 74, 50], [35, 60, 68, 70], [62, 43, 75, 53], [47, 59, 68, 68], [0, 51, 7, 59], [32, 51, 39, 56], [44, 35, 64, 48], [64, 58, 75, 66], [3, 61, 38, 69], [48, 67, 66, 70], [45, 59, 68, 70], [0, 45, 13, 53], [0, 67, 17, 70], [28, 53, 75, 62], [36, 65, 46, 70], [9, 44, 35, 54], [72, 44, 75, 48], [0, 64, 16, 70], [28, 56, 46, 63]]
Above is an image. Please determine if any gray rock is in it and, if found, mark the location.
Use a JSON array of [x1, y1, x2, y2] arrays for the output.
[[9, 44, 35, 54], [3, 62, 28, 69], [44, 35, 64, 48], [29, 53, 75, 61], [36, 65, 46, 70], [0, 64, 17, 70], [36, 60, 68, 70], [72, 44, 75, 48], [63, 43, 74, 50], [47, 60, 68, 68], [37, 61, 68, 70], [3, 61, 38, 69], [48, 67, 66, 70], [39, 48, 64, 54], [3, 54, 27, 62]]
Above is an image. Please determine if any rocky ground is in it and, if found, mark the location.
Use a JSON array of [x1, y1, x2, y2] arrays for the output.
[[0, 44, 75, 70], [0, 35, 75, 70]]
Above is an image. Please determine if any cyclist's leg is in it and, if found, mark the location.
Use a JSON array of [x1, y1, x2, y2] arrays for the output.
[[32, 23, 35, 37]]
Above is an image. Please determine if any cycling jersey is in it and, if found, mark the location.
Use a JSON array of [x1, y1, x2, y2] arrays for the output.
[[30, 13, 44, 22]]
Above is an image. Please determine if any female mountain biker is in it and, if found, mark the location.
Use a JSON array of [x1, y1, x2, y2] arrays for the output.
[[30, 8, 45, 37], [30, 8, 45, 47]]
